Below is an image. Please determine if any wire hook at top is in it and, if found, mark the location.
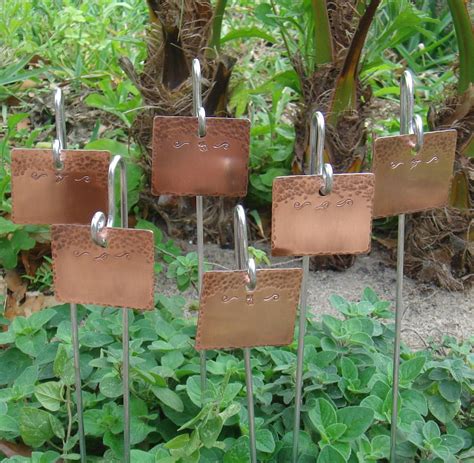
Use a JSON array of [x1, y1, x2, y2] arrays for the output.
[[53, 87, 67, 170], [400, 70, 424, 152], [91, 155, 128, 247], [234, 205, 257, 291], [192, 58, 206, 137], [309, 111, 333, 195]]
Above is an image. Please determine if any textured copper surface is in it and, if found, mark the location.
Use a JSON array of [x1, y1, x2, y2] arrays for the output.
[[272, 174, 375, 256], [372, 130, 457, 218], [152, 116, 250, 197], [11, 149, 109, 224], [51, 225, 155, 310], [196, 268, 303, 350]]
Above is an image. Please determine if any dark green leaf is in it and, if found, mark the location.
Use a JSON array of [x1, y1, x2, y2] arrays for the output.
[[336, 406, 374, 441], [317, 445, 345, 463]]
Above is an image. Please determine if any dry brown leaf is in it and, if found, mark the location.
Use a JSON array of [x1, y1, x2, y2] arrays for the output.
[[5, 292, 59, 320]]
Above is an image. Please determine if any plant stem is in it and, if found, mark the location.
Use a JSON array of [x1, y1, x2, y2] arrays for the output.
[[328, 0, 381, 125], [65, 385, 73, 454], [208, 0, 229, 53], [447, 0, 474, 94]]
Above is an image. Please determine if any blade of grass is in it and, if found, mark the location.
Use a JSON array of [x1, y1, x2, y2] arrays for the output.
[[208, 0, 229, 52], [311, 0, 333, 66]]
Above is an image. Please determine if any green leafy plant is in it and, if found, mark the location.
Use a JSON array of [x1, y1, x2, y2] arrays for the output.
[[22, 257, 54, 293], [0, 289, 471, 462], [85, 78, 142, 128]]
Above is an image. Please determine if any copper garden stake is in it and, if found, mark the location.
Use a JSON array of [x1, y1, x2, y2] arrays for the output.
[[52, 156, 154, 463], [151, 115, 250, 197], [151, 59, 251, 401], [11, 149, 109, 224], [272, 173, 375, 256], [272, 111, 376, 462], [372, 131, 456, 218], [51, 223, 154, 310], [11, 89, 109, 225], [196, 269, 302, 350], [196, 205, 302, 463], [10, 88, 112, 462], [374, 70, 454, 463]]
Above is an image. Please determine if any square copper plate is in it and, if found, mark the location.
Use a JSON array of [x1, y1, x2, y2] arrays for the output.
[[152, 116, 250, 197], [51, 225, 155, 310], [196, 268, 303, 350], [11, 149, 109, 224], [372, 130, 457, 218], [271, 174, 375, 256]]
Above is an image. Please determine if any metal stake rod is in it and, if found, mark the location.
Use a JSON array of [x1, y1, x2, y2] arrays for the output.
[[115, 158, 130, 463], [192, 58, 207, 399], [292, 112, 328, 461], [91, 156, 130, 461], [54, 87, 86, 463], [244, 348, 257, 463], [390, 70, 414, 462], [234, 205, 258, 463]]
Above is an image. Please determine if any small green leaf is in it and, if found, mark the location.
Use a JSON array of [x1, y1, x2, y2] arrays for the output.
[[224, 436, 250, 463], [439, 380, 462, 403], [15, 330, 47, 357], [401, 389, 428, 416], [256, 429, 275, 453], [427, 395, 460, 423], [162, 351, 185, 370], [341, 357, 358, 381], [400, 357, 426, 385], [336, 406, 374, 442], [28, 309, 56, 330], [325, 423, 347, 442], [152, 386, 184, 412], [220, 27, 276, 44], [53, 344, 75, 386], [317, 445, 345, 463], [308, 398, 337, 434], [0, 414, 19, 434], [99, 375, 123, 398], [0, 217, 20, 234], [199, 416, 223, 448], [423, 420, 440, 441], [34, 381, 64, 411], [440, 434, 464, 454], [20, 408, 63, 447], [361, 395, 384, 421]]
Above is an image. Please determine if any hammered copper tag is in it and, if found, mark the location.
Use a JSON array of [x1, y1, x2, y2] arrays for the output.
[[196, 268, 303, 350], [272, 174, 375, 256], [372, 130, 456, 218], [51, 225, 155, 310], [152, 116, 250, 197], [11, 149, 109, 224]]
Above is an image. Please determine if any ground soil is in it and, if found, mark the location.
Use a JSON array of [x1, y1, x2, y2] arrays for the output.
[[156, 241, 473, 350]]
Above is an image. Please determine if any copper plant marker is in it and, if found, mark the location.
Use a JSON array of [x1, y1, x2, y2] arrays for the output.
[[372, 130, 456, 218], [272, 173, 375, 256], [11, 149, 109, 224], [152, 116, 250, 197], [51, 225, 155, 310], [196, 268, 303, 350]]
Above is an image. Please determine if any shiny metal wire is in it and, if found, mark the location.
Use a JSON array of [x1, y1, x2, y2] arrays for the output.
[[192, 57, 208, 400], [390, 69, 424, 463], [234, 205, 257, 463], [53, 87, 86, 462]]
